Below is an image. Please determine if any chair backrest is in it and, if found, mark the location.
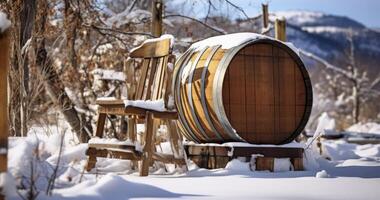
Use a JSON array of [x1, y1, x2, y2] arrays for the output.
[[125, 38, 174, 108]]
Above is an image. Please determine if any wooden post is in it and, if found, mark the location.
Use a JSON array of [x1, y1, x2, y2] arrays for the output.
[[140, 112, 154, 176], [275, 18, 286, 42], [151, 0, 163, 37], [262, 4, 269, 29], [0, 29, 10, 200]]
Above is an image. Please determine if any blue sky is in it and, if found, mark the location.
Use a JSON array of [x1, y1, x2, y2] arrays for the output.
[[230, 0, 380, 28]]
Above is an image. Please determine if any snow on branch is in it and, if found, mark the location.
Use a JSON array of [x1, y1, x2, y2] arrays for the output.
[[299, 49, 353, 79]]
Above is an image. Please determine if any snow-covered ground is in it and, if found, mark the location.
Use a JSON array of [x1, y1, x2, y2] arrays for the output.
[[1, 121, 380, 200]]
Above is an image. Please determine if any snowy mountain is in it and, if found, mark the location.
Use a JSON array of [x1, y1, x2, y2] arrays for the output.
[[167, 10, 380, 83], [273, 11, 365, 29], [270, 11, 380, 71]]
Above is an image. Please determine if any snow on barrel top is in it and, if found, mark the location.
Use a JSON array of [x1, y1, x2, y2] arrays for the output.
[[190, 32, 270, 51], [0, 12, 11, 33], [189, 32, 300, 55]]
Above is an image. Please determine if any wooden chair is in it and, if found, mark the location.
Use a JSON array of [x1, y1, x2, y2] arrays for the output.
[[86, 37, 186, 176]]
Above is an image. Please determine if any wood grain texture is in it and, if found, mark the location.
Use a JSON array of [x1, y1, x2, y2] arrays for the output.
[[129, 38, 170, 58], [0, 31, 10, 173], [175, 40, 312, 144]]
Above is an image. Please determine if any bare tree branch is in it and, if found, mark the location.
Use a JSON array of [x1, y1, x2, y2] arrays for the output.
[[164, 14, 227, 34], [223, 0, 250, 19], [85, 24, 155, 38]]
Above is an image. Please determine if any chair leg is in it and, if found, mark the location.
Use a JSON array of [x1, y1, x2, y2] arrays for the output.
[[127, 117, 138, 170], [86, 152, 97, 171], [140, 112, 154, 176], [95, 113, 107, 137], [86, 113, 106, 172], [166, 119, 187, 170], [166, 119, 180, 158]]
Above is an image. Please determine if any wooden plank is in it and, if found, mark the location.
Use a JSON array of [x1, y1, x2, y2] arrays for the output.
[[254, 45, 274, 143], [232, 146, 303, 158], [185, 145, 303, 158], [152, 57, 165, 100], [193, 49, 215, 138], [278, 57, 296, 143], [0, 31, 10, 174], [127, 118, 137, 142], [295, 62, 306, 125], [244, 48, 256, 142], [273, 45, 281, 141], [88, 143, 136, 150], [144, 58, 158, 100], [140, 112, 154, 176], [256, 157, 274, 171], [228, 51, 247, 137], [0, 154, 6, 172], [152, 152, 186, 165], [180, 52, 211, 141], [203, 49, 230, 140], [262, 4, 269, 29], [291, 158, 304, 171], [135, 59, 150, 100], [129, 38, 170, 58], [185, 144, 304, 171], [186, 145, 229, 156], [95, 113, 107, 137], [151, 0, 163, 37], [86, 147, 142, 160], [275, 19, 287, 42], [98, 105, 177, 119]]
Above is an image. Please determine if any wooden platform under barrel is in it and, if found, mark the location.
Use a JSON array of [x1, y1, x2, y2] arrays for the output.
[[174, 39, 312, 144]]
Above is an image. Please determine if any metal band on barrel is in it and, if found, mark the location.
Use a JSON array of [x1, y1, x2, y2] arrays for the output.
[[212, 42, 256, 142], [200, 45, 224, 140], [175, 49, 202, 143], [187, 47, 211, 141]]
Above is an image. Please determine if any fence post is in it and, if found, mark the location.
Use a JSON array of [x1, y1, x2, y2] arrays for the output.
[[151, 0, 163, 37], [262, 4, 269, 29], [275, 18, 286, 42], [0, 28, 10, 200]]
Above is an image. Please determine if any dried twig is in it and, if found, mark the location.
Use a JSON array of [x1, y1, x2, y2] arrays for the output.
[[164, 14, 227, 34]]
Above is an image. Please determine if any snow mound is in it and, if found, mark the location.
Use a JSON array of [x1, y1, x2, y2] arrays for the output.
[[225, 159, 250, 172], [124, 99, 166, 111], [0, 12, 11, 33], [273, 158, 292, 172], [323, 140, 360, 160], [315, 170, 330, 178], [47, 143, 88, 165], [0, 172, 17, 198], [355, 144, 380, 158], [346, 122, 380, 135], [54, 174, 186, 199], [323, 140, 380, 160]]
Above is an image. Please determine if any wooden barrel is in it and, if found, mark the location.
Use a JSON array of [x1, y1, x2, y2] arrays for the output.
[[173, 33, 312, 144]]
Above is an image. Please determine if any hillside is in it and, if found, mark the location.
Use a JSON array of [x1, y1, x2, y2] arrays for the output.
[[167, 10, 380, 73]]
